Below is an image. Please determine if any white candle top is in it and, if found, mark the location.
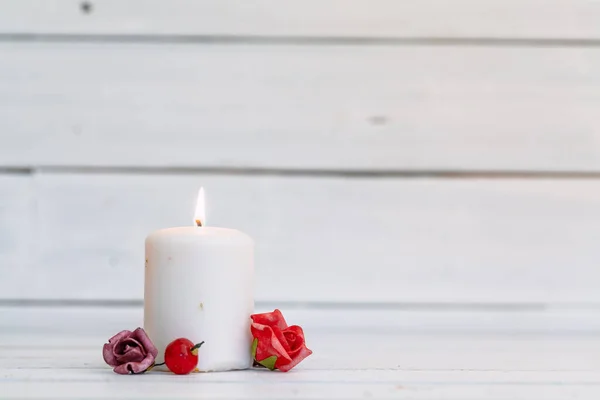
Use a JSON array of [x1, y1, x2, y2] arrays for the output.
[[146, 226, 253, 247]]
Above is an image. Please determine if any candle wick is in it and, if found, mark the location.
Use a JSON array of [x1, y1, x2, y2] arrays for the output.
[[195, 219, 203, 227]]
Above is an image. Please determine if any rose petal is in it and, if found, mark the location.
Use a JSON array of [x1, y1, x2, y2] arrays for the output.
[[277, 345, 313, 372], [102, 330, 132, 367], [114, 337, 144, 355], [114, 341, 145, 364], [132, 327, 158, 359], [113, 352, 156, 375], [283, 332, 297, 349], [277, 326, 311, 372], [272, 326, 291, 353], [282, 325, 305, 351], [250, 309, 288, 330], [251, 322, 292, 363]]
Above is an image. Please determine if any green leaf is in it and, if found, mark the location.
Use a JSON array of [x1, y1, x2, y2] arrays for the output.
[[251, 338, 258, 359], [257, 356, 278, 371]]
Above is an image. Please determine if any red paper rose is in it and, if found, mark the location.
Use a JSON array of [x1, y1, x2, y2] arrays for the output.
[[102, 328, 158, 374], [250, 309, 312, 372]]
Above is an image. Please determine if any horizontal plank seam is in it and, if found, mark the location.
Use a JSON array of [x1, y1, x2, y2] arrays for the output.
[[0, 364, 595, 373], [6, 166, 600, 180], [0, 375, 598, 386], [1, 378, 600, 386], [2, 33, 600, 48], [4, 299, 600, 311]]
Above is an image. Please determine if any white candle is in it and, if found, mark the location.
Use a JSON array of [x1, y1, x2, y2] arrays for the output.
[[144, 189, 254, 372]]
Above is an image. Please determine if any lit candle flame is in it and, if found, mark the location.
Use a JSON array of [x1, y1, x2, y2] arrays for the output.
[[194, 187, 205, 227]]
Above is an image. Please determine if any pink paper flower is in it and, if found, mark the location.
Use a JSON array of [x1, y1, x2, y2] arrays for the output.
[[102, 328, 158, 374]]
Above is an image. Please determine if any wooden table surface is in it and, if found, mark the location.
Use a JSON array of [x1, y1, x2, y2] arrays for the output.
[[3, 312, 600, 400]]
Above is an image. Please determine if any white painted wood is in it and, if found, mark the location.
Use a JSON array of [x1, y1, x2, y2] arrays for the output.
[[1, 43, 600, 171], [1, 0, 600, 39], [1, 328, 599, 399], [4, 306, 600, 338], [0, 175, 33, 286], [1, 369, 599, 400], [3, 173, 600, 303], [3, 372, 597, 400]]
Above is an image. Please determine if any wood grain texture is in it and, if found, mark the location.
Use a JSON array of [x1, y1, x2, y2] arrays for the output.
[[1, 0, 600, 39], [2, 172, 600, 303], [0, 175, 33, 283], [1, 370, 598, 400], [1, 328, 600, 399], [4, 306, 600, 337], [1, 43, 600, 171]]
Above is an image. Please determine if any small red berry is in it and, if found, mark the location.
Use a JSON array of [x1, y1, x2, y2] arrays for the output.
[[164, 338, 204, 375]]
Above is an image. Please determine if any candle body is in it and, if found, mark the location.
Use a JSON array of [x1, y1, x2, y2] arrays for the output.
[[144, 227, 254, 372]]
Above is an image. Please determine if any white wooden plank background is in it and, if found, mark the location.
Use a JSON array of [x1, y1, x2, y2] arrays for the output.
[[2, 172, 600, 304], [1, 0, 600, 39], [0, 1, 598, 306], [1, 42, 600, 171], [3, 1, 600, 398], [5, 306, 600, 337], [0, 175, 33, 280]]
